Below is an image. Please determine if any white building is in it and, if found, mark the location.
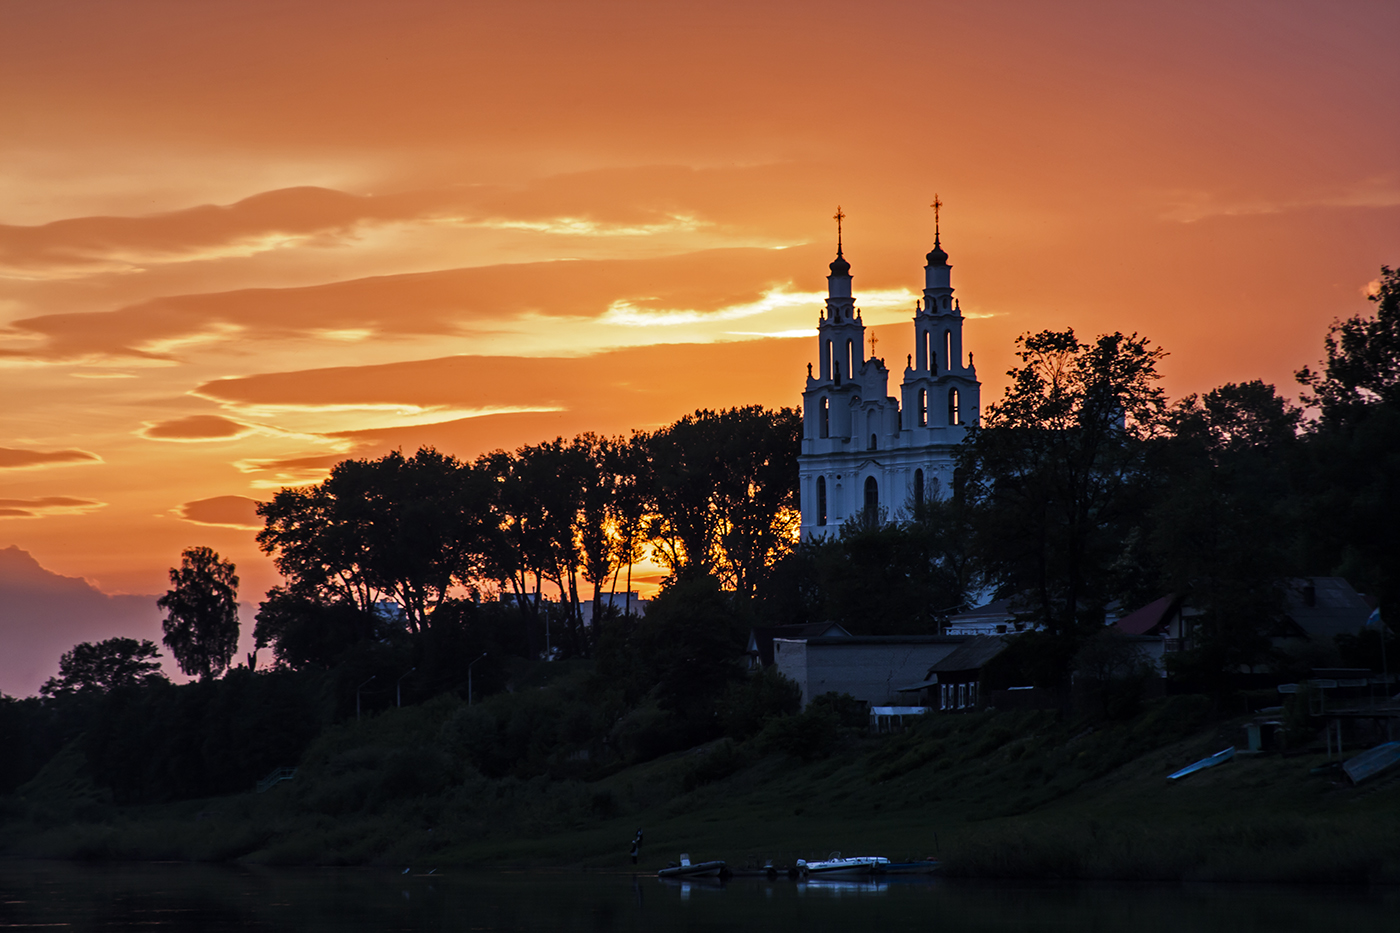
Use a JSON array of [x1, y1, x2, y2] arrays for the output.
[[798, 217, 982, 537]]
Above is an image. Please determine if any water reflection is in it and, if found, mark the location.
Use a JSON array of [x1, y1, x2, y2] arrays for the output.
[[0, 861, 1397, 932], [795, 878, 889, 896]]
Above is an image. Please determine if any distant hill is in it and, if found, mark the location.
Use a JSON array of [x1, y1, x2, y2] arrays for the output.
[[0, 546, 165, 698]]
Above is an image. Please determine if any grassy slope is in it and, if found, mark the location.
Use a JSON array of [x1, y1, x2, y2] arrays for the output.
[[3, 693, 1398, 881]]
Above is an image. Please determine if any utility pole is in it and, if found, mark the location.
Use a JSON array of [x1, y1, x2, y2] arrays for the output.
[[468, 652, 487, 706], [356, 675, 376, 721], [396, 667, 416, 708]]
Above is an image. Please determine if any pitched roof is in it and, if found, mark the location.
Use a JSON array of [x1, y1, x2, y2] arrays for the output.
[[929, 635, 1007, 674], [1282, 577, 1370, 642], [1114, 594, 1181, 636], [948, 598, 1018, 624]]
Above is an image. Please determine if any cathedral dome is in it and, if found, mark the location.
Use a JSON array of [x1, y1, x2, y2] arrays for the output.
[[829, 251, 851, 276], [925, 240, 948, 266]]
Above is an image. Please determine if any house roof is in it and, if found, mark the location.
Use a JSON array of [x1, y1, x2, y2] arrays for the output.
[[747, 622, 850, 666], [893, 636, 1009, 691], [801, 635, 969, 647], [1114, 594, 1181, 636], [948, 598, 1018, 624], [930, 635, 1007, 674], [1282, 577, 1370, 643]]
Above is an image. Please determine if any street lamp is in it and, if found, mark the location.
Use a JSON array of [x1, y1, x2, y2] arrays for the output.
[[396, 667, 416, 708], [468, 652, 487, 706], [356, 675, 376, 721]]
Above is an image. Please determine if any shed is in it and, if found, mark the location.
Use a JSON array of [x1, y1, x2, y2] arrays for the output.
[[895, 635, 1008, 711]]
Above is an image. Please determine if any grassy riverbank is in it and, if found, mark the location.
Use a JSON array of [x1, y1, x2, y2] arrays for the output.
[[4, 689, 1399, 882]]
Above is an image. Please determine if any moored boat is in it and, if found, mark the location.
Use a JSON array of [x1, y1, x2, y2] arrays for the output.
[[796, 852, 891, 877], [658, 853, 726, 879]]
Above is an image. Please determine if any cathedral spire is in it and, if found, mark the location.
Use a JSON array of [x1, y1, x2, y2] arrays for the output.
[[828, 205, 851, 279], [925, 194, 948, 268]]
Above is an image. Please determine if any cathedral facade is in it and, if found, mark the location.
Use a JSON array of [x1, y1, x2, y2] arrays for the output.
[[798, 217, 981, 538]]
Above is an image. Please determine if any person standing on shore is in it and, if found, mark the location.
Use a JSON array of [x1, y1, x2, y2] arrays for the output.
[[630, 828, 643, 865]]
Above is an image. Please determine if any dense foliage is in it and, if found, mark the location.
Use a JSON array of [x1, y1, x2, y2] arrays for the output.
[[3, 269, 1397, 805]]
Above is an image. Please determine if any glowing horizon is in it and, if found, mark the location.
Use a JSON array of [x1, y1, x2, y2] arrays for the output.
[[0, 0, 1395, 694]]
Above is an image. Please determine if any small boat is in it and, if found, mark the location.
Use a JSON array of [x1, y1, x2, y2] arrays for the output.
[[1167, 746, 1234, 781], [1343, 742, 1400, 785], [797, 852, 891, 877], [658, 853, 726, 879]]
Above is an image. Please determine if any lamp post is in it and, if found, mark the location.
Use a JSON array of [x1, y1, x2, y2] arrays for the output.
[[356, 675, 376, 721], [468, 652, 487, 706], [396, 667, 416, 708]]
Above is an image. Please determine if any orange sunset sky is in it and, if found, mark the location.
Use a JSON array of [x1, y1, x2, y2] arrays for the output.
[[1, 0, 1396, 695]]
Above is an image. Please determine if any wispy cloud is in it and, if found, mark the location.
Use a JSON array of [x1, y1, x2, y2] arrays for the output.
[[139, 415, 258, 441], [0, 447, 102, 470], [0, 496, 106, 518]]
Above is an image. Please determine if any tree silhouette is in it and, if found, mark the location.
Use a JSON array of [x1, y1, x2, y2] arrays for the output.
[[40, 637, 166, 696], [158, 546, 240, 680], [962, 329, 1167, 647]]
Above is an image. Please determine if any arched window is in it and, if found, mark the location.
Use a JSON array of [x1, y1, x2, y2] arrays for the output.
[[846, 339, 855, 379], [816, 476, 827, 526], [820, 397, 829, 438], [944, 330, 953, 370], [870, 433, 877, 450], [918, 388, 928, 427], [863, 476, 879, 524], [867, 411, 876, 449], [914, 468, 924, 507], [949, 388, 961, 426], [925, 331, 934, 373], [824, 339, 832, 379]]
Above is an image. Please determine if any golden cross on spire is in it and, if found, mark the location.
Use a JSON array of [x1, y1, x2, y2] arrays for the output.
[[869, 330, 878, 355], [833, 205, 845, 253], [930, 194, 942, 240]]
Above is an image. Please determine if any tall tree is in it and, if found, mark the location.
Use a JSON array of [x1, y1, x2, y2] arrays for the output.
[[257, 448, 493, 634], [158, 546, 240, 680], [645, 406, 800, 596], [1135, 381, 1302, 683], [962, 329, 1167, 649], [1294, 266, 1400, 612], [1298, 266, 1400, 424], [40, 637, 167, 696]]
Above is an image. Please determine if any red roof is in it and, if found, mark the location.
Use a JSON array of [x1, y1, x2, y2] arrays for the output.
[[1114, 594, 1179, 636]]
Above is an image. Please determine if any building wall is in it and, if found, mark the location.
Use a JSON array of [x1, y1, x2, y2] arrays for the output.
[[773, 637, 967, 707]]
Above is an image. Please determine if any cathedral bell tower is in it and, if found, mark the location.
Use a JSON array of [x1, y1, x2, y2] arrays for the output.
[[798, 198, 982, 540], [900, 195, 978, 431]]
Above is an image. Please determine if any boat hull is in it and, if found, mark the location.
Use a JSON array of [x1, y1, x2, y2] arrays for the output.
[[658, 861, 725, 879]]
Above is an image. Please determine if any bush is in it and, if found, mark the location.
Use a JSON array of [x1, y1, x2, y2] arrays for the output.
[[718, 667, 802, 739]]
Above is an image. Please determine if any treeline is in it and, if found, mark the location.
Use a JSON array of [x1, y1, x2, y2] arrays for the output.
[[253, 404, 801, 667], [957, 269, 1399, 690], [1, 267, 1395, 805]]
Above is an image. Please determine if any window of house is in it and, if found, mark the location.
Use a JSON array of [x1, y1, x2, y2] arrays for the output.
[[817, 476, 827, 526], [944, 330, 952, 369], [820, 397, 829, 438], [949, 388, 961, 426], [914, 469, 924, 507], [918, 388, 927, 427], [863, 476, 878, 524]]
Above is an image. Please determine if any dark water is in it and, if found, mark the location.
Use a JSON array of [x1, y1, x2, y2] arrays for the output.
[[1, 861, 1396, 932]]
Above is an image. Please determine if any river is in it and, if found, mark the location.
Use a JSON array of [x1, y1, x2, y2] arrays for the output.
[[1, 861, 1395, 931]]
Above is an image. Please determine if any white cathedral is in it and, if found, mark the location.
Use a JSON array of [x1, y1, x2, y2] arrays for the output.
[[798, 209, 982, 538]]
